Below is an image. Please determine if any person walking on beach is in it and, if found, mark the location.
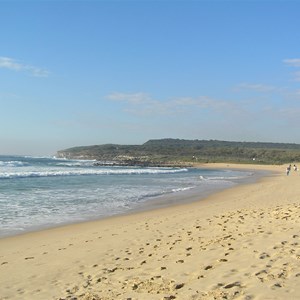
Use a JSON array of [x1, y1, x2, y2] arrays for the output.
[[286, 165, 291, 176]]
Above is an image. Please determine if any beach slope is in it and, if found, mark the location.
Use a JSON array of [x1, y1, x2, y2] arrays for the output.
[[0, 164, 299, 300]]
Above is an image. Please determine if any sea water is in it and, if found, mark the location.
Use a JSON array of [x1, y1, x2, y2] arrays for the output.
[[0, 155, 254, 238]]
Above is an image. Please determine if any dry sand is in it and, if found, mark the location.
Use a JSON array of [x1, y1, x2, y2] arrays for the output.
[[0, 163, 299, 300]]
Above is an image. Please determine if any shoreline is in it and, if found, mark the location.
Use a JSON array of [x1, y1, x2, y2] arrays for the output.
[[0, 164, 269, 240], [126, 166, 271, 215], [1, 163, 299, 300]]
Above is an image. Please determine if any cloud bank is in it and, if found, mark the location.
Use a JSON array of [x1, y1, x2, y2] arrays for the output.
[[106, 92, 233, 116], [283, 58, 300, 81], [283, 58, 300, 67], [0, 57, 49, 77]]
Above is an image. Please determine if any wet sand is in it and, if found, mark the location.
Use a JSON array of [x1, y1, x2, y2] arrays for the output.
[[0, 163, 299, 300]]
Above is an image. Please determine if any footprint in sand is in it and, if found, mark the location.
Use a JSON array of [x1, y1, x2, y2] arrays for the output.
[[223, 281, 241, 289], [163, 295, 176, 300], [272, 283, 283, 289], [25, 257, 34, 260], [259, 252, 270, 259]]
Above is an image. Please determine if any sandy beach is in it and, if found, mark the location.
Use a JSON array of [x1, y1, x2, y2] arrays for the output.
[[0, 163, 299, 300]]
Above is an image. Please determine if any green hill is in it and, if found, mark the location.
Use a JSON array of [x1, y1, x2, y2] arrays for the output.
[[56, 139, 300, 165]]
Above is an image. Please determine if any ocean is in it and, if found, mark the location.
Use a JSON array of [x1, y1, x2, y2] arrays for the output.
[[0, 155, 255, 238]]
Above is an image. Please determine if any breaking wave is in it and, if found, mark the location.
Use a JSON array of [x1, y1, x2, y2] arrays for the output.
[[0, 167, 188, 179]]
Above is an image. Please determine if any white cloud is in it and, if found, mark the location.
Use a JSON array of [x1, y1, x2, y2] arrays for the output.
[[106, 92, 152, 105], [283, 58, 300, 67], [234, 83, 277, 93], [0, 56, 49, 77], [106, 92, 234, 116], [107, 92, 167, 115], [173, 96, 232, 111], [293, 71, 300, 82], [283, 58, 300, 81], [0, 57, 22, 71]]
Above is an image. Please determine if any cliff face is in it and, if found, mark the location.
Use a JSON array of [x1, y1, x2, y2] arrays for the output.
[[56, 138, 300, 165]]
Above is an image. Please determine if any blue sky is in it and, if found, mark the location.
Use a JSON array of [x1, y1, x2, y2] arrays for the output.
[[1, 0, 300, 155]]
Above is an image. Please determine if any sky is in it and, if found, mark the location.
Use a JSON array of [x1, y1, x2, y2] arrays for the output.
[[1, 0, 300, 155]]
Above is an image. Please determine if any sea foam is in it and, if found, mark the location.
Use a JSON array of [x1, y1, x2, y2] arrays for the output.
[[0, 155, 252, 238]]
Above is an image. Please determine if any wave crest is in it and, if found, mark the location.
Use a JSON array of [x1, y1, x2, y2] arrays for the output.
[[0, 167, 188, 179]]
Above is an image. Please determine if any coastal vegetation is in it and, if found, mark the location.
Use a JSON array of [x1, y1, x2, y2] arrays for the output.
[[56, 138, 300, 166]]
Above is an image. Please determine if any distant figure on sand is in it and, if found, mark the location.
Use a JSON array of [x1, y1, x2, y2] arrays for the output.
[[286, 165, 291, 176], [293, 164, 298, 171]]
